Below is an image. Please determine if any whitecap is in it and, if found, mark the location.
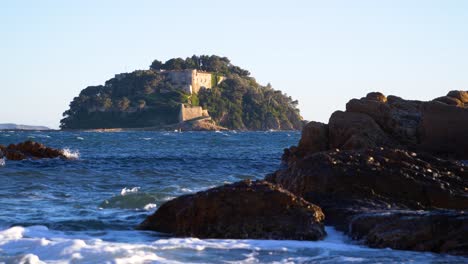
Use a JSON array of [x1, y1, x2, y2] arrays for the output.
[[142, 137, 152, 141], [76, 137, 84, 140], [121, 187, 140, 196], [62, 148, 80, 159], [143, 203, 157, 211], [99, 187, 157, 210], [0, 226, 466, 263], [180, 188, 193, 193]]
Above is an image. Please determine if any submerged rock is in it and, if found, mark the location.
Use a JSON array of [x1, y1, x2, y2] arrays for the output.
[[0, 140, 67, 160], [138, 180, 326, 240]]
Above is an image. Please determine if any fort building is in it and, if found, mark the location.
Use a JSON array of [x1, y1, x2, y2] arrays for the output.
[[179, 104, 210, 122], [164, 69, 224, 94]]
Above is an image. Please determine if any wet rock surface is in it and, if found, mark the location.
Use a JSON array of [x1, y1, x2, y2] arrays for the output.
[[0, 140, 66, 160], [349, 210, 468, 255], [138, 180, 326, 240]]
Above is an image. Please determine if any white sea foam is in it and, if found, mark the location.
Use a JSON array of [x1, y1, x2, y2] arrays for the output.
[[76, 136, 84, 140], [62, 148, 80, 159], [0, 226, 465, 263], [121, 187, 140, 196], [0, 158, 5, 167], [143, 203, 157, 211]]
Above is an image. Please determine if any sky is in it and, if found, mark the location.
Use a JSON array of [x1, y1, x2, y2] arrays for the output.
[[1, 0, 467, 129]]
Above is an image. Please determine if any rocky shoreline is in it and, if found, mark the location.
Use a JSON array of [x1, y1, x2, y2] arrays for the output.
[[139, 91, 468, 256]]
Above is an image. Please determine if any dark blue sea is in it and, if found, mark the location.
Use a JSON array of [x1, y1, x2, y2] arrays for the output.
[[0, 131, 465, 263]]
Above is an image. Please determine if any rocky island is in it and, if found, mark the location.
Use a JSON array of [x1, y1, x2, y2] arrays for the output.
[[139, 91, 468, 256], [60, 55, 303, 131]]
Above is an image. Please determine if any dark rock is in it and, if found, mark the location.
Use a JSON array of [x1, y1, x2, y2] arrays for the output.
[[298, 121, 328, 153], [268, 148, 467, 211], [365, 92, 387, 102], [447, 90, 468, 104], [266, 148, 468, 255], [349, 210, 468, 255], [138, 180, 326, 240], [328, 111, 393, 150], [419, 101, 468, 159], [293, 90, 468, 161], [433, 96, 464, 107], [0, 140, 67, 160]]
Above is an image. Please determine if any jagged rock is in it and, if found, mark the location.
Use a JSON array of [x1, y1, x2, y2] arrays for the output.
[[328, 111, 393, 150], [419, 101, 468, 159], [433, 96, 464, 107], [294, 91, 468, 160], [0, 140, 66, 160], [138, 180, 326, 240], [266, 148, 468, 255], [268, 148, 467, 211], [365, 92, 387, 102], [447, 90, 468, 104], [346, 93, 422, 145], [298, 121, 328, 152], [349, 210, 468, 254]]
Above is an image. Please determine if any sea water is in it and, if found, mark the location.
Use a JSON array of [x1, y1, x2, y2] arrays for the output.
[[0, 131, 465, 264]]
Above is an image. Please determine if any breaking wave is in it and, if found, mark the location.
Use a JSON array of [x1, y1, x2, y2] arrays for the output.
[[0, 226, 465, 264], [62, 148, 80, 159], [99, 187, 157, 210]]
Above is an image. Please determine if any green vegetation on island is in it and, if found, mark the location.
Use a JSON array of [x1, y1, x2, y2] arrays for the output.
[[60, 55, 303, 130]]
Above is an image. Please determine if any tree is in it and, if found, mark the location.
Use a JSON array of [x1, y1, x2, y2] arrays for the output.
[[150, 60, 163, 71], [162, 58, 185, 71], [118, 97, 130, 111]]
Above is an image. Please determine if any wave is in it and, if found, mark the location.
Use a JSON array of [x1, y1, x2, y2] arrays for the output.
[[62, 148, 80, 159], [0, 226, 465, 264], [99, 187, 157, 210]]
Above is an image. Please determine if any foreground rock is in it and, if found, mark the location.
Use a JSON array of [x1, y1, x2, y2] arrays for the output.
[[349, 210, 468, 255], [268, 147, 468, 255], [0, 140, 67, 160], [269, 91, 468, 255], [292, 90, 468, 160], [138, 180, 326, 240]]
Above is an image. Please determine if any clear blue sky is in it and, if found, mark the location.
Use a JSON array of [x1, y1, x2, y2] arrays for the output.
[[1, 0, 467, 128]]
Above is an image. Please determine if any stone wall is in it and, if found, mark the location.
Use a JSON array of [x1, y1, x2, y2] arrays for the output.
[[165, 70, 193, 93], [191, 71, 212, 94], [179, 104, 210, 122], [164, 70, 213, 94]]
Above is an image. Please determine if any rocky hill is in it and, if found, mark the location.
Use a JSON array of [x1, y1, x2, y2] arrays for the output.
[[60, 55, 303, 130]]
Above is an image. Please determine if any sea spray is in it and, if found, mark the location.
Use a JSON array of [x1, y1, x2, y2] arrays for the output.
[[62, 148, 80, 159]]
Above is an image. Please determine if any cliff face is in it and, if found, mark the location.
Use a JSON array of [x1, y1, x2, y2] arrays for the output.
[[60, 55, 303, 131]]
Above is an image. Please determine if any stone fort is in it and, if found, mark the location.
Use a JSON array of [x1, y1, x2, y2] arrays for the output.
[[164, 69, 224, 94], [179, 104, 210, 122]]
